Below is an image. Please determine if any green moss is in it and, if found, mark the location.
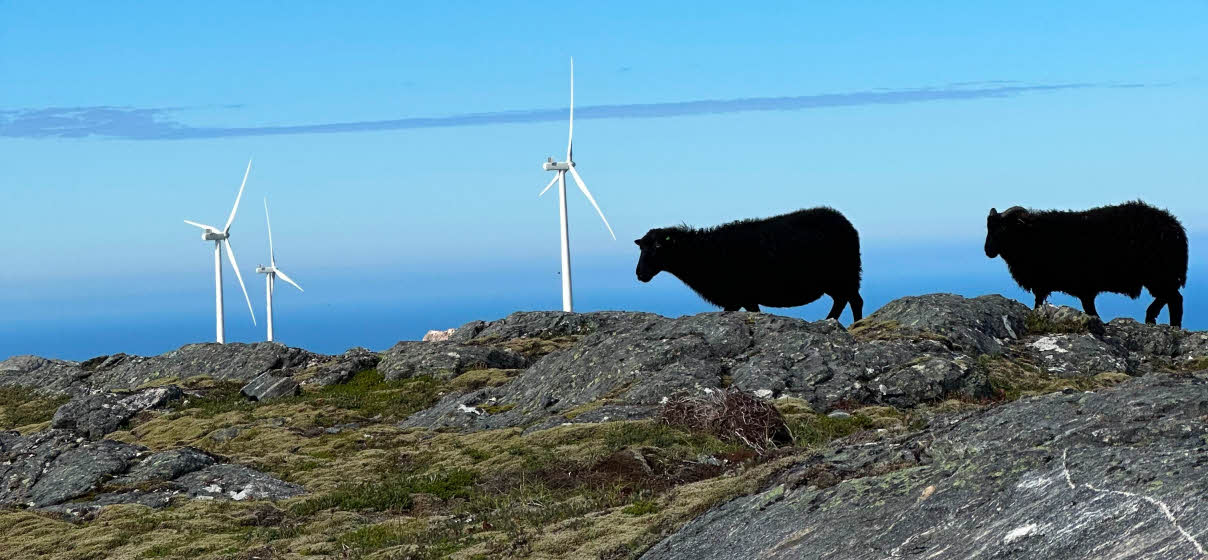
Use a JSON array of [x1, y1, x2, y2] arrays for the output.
[[481, 403, 516, 415], [1024, 310, 1090, 335], [448, 368, 522, 392], [293, 369, 445, 420], [848, 320, 951, 345], [622, 499, 660, 516], [980, 355, 1130, 400], [170, 381, 256, 418], [0, 386, 70, 430], [292, 468, 477, 516], [785, 413, 874, 448]]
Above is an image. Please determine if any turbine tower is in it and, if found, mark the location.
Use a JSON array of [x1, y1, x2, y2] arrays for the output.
[[538, 58, 615, 312], [256, 197, 303, 342], [184, 160, 257, 343]]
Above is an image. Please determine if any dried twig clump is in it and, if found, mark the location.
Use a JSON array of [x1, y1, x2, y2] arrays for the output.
[[658, 388, 790, 452]]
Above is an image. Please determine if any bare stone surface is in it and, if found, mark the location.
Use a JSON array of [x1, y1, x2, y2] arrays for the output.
[[640, 374, 1208, 560]]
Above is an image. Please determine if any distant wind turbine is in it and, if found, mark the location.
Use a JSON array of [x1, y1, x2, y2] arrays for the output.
[[256, 198, 303, 342], [183, 160, 257, 343], [538, 58, 616, 312]]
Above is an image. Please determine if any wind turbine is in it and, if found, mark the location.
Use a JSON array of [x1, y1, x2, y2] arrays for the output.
[[256, 198, 303, 342], [184, 160, 257, 344], [538, 58, 616, 312]]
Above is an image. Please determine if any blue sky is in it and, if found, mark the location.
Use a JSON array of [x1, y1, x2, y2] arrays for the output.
[[1, 2, 1205, 360]]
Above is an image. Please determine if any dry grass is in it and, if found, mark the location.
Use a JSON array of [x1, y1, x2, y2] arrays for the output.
[[658, 389, 790, 452]]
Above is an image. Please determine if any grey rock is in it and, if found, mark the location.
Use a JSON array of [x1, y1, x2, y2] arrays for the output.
[[640, 374, 1208, 560], [241, 372, 300, 401], [404, 309, 993, 431], [1017, 333, 1131, 377], [378, 341, 527, 381], [1, 342, 323, 397], [51, 385, 183, 439], [41, 488, 179, 519], [1, 429, 301, 511], [113, 447, 216, 485], [303, 347, 380, 386], [863, 293, 1029, 355], [175, 464, 305, 501], [1027, 304, 1106, 336], [826, 411, 851, 419], [210, 426, 244, 443], [448, 311, 646, 343], [0, 430, 143, 507]]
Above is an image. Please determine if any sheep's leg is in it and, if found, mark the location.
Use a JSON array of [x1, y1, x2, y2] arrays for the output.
[[1145, 297, 1167, 325], [744, 304, 761, 312], [1033, 291, 1050, 309], [848, 293, 864, 322], [826, 297, 847, 321], [1168, 291, 1183, 328], [1078, 295, 1100, 318]]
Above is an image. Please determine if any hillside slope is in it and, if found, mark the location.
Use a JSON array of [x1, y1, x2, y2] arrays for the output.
[[1, 294, 1205, 559]]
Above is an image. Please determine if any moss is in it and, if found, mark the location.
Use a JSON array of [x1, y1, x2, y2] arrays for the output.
[[169, 381, 256, 418], [562, 399, 604, 420], [562, 382, 636, 420], [848, 320, 951, 345], [785, 413, 875, 448], [469, 335, 582, 360], [981, 355, 1131, 400], [0, 386, 70, 431], [621, 499, 660, 516], [1024, 310, 1090, 335], [448, 369, 522, 392], [292, 369, 445, 421], [481, 403, 515, 415], [293, 468, 478, 516]]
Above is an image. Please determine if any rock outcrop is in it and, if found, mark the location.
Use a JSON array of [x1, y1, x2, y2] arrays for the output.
[[0, 429, 302, 517], [51, 386, 183, 439], [2, 293, 1207, 559], [639, 373, 1208, 560]]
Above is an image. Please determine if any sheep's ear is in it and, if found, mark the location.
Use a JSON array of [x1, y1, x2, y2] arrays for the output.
[[989, 208, 999, 217], [633, 239, 641, 246]]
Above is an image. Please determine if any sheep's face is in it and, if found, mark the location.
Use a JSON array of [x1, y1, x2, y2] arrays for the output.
[[634, 229, 677, 282], [985, 207, 1026, 258], [985, 208, 1003, 258]]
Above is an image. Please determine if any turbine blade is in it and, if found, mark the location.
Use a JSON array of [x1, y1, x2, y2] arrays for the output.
[[224, 158, 252, 232], [567, 57, 574, 162], [538, 174, 558, 197], [568, 165, 616, 240], [274, 268, 304, 292], [184, 220, 216, 231], [223, 239, 257, 325], [264, 197, 275, 267]]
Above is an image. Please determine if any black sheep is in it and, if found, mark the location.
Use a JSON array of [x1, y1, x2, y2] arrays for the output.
[[984, 200, 1188, 327], [635, 207, 863, 322]]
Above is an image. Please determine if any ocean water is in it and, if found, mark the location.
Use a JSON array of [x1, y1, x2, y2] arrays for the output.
[[3, 243, 1205, 361]]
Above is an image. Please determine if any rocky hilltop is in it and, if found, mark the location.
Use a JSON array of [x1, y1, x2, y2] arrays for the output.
[[1, 293, 1206, 559]]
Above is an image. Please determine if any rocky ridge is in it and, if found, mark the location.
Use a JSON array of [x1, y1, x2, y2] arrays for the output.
[[0, 293, 1205, 559]]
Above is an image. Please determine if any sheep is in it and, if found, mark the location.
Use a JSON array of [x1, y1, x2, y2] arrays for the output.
[[984, 200, 1188, 327], [634, 207, 863, 322]]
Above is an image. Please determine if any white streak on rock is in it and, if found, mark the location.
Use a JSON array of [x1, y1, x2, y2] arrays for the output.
[[1004, 523, 1038, 544], [1063, 448, 1204, 556], [1031, 336, 1069, 354]]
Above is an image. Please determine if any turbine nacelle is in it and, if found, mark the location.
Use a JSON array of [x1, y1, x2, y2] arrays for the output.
[[543, 160, 571, 171], [203, 230, 229, 241]]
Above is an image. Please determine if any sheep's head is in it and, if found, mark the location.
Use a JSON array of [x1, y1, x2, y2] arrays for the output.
[[985, 206, 1028, 258], [634, 228, 682, 282]]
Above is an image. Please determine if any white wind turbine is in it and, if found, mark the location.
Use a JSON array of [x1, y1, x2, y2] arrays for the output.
[[183, 160, 257, 343], [538, 58, 616, 312], [256, 198, 303, 342]]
